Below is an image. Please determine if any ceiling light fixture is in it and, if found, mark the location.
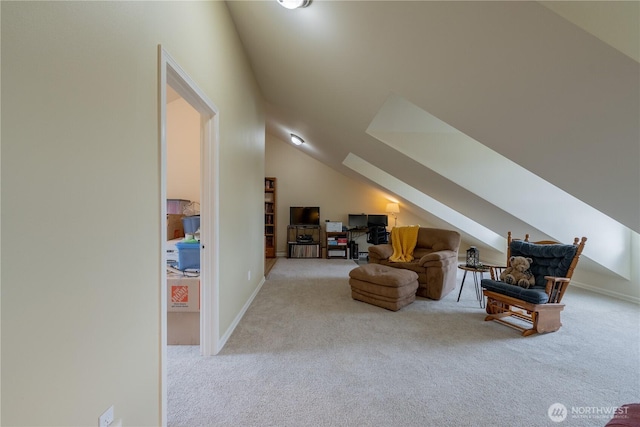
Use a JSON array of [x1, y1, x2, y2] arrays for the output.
[[291, 134, 304, 145], [277, 0, 311, 9]]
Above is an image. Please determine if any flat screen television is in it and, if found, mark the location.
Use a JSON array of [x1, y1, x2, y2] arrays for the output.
[[367, 214, 388, 227], [290, 206, 320, 226], [348, 214, 368, 229]]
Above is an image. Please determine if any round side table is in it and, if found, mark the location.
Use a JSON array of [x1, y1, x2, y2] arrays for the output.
[[457, 264, 489, 308]]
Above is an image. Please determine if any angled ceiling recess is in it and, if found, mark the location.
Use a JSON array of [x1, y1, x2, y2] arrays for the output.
[[358, 94, 632, 280], [343, 152, 505, 252]]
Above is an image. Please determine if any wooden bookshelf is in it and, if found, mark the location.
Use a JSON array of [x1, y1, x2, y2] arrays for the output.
[[265, 177, 276, 258], [326, 231, 349, 259]]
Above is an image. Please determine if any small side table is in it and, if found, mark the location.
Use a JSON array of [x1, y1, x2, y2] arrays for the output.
[[457, 264, 490, 308]]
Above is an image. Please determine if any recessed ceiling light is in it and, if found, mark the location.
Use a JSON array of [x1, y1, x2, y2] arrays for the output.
[[291, 134, 304, 145], [277, 0, 311, 10]]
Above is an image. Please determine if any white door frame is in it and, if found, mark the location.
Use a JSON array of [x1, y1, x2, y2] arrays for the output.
[[159, 45, 220, 424]]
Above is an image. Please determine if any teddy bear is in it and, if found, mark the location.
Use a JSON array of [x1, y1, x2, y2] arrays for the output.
[[500, 256, 536, 289]]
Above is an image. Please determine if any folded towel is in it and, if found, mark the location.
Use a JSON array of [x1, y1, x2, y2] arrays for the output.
[[389, 225, 420, 263]]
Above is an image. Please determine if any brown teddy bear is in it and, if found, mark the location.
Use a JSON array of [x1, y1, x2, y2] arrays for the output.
[[500, 256, 536, 289]]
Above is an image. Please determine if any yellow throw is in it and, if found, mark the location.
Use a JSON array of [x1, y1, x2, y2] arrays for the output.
[[389, 225, 420, 262]]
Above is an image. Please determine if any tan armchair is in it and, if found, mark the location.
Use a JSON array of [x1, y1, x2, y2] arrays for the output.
[[368, 227, 461, 300]]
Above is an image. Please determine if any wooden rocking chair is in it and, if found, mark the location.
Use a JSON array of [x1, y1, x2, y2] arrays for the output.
[[481, 232, 587, 336]]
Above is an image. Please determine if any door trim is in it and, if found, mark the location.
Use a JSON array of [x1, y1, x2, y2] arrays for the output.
[[158, 45, 221, 425]]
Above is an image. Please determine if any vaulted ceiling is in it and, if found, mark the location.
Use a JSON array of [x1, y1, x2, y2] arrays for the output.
[[226, 1, 639, 276]]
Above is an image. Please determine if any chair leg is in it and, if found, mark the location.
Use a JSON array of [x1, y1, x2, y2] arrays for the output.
[[531, 305, 564, 334], [483, 291, 565, 336], [522, 322, 538, 337], [485, 296, 509, 316]]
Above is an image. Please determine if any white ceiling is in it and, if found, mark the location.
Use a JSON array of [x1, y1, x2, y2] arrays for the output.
[[225, 0, 640, 267]]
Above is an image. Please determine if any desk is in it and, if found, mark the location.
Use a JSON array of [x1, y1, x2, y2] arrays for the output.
[[346, 228, 369, 260], [457, 265, 489, 308]]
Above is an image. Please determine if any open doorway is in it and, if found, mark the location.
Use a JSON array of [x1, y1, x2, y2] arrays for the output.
[[166, 86, 201, 347], [159, 45, 221, 424]]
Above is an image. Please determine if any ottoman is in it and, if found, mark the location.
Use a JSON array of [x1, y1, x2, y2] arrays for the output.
[[349, 264, 419, 311]]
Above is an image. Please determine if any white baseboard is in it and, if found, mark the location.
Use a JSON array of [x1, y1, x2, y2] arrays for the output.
[[216, 276, 266, 353], [570, 280, 640, 305]]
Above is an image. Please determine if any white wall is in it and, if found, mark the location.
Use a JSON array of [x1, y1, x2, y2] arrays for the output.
[[167, 97, 200, 205], [1, 2, 264, 426]]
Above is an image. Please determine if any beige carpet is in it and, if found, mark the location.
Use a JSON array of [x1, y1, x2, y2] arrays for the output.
[[168, 258, 640, 426]]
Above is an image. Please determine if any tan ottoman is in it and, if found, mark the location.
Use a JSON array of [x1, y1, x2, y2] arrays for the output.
[[349, 264, 419, 311]]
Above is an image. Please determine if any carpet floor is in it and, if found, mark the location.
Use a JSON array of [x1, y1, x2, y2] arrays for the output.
[[168, 258, 640, 427]]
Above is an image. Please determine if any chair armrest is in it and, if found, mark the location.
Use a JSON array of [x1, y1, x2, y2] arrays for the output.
[[484, 264, 507, 281], [417, 250, 457, 266], [368, 244, 393, 260], [544, 276, 571, 303], [544, 276, 570, 283]]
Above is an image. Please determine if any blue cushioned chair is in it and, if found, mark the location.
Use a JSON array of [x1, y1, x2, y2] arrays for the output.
[[482, 232, 587, 336]]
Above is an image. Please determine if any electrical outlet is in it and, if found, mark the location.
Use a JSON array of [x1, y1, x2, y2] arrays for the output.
[[99, 405, 114, 427]]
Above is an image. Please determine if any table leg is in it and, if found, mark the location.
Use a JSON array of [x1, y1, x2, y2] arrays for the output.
[[457, 270, 468, 302], [472, 271, 485, 308], [480, 271, 485, 308]]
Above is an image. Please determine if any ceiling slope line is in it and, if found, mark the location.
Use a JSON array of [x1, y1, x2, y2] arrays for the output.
[[342, 153, 505, 252], [367, 94, 633, 280]]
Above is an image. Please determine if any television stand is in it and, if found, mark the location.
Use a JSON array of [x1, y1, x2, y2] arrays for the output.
[[287, 225, 321, 258]]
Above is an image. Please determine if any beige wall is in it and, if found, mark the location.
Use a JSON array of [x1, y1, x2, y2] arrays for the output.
[[265, 134, 431, 256], [539, 1, 639, 62], [167, 97, 200, 205], [1, 2, 264, 426]]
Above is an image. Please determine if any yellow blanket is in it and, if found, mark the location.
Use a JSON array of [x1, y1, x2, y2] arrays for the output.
[[389, 225, 420, 263]]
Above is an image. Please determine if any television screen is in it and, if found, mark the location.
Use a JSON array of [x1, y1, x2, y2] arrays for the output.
[[367, 214, 388, 227], [348, 214, 367, 229], [290, 206, 320, 226]]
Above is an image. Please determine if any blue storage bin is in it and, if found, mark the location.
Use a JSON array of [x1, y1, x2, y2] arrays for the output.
[[176, 241, 200, 270], [182, 216, 200, 234]]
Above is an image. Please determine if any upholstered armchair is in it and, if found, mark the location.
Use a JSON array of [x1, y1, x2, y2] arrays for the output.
[[481, 232, 587, 336], [368, 227, 461, 300]]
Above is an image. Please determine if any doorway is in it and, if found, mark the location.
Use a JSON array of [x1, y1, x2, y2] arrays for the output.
[[159, 46, 220, 424], [166, 86, 200, 347]]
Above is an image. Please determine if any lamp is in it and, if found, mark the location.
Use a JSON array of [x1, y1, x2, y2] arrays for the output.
[[290, 134, 304, 146], [386, 203, 399, 227], [277, 0, 311, 9]]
